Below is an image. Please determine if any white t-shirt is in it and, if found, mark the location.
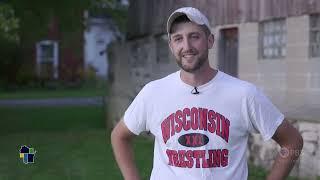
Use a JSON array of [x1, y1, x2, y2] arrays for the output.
[[124, 70, 284, 180]]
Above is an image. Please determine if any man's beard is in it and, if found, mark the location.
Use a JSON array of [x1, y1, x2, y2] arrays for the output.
[[176, 50, 208, 73]]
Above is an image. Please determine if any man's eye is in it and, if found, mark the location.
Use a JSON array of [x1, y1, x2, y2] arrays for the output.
[[174, 37, 182, 42], [191, 35, 199, 39]]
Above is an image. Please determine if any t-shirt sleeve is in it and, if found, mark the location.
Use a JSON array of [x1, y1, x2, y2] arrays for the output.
[[123, 85, 150, 135], [247, 87, 284, 141]]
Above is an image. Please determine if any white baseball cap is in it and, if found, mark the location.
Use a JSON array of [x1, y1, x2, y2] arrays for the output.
[[166, 7, 212, 35]]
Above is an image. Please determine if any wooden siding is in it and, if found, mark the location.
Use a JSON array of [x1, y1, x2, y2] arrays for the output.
[[127, 0, 320, 39]]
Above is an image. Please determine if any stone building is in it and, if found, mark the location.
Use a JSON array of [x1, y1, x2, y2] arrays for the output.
[[107, 0, 320, 178]]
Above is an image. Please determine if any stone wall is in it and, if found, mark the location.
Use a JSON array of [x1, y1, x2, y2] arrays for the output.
[[214, 15, 320, 114], [106, 35, 178, 128], [248, 120, 320, 178]]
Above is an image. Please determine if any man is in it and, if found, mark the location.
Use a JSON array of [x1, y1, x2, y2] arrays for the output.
[[111, 7, 303, 180]]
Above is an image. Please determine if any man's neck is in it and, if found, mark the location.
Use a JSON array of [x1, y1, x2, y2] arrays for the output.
[[180, 65, 217, 87]]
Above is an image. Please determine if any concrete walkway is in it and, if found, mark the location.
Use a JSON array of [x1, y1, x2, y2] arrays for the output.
[[0, 97, 104, 107]]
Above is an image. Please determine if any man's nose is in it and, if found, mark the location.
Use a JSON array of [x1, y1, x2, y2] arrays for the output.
[[182, 38, 192, 51]]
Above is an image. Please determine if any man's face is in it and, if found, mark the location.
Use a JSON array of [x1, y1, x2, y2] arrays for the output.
[[169, 22, 214, 73]]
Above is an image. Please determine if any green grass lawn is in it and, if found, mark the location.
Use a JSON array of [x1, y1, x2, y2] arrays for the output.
[[0, 106, 153, 180], [0, 106, 106, 135], [0, 106, 309, 180], [0, 130, 153, 180]]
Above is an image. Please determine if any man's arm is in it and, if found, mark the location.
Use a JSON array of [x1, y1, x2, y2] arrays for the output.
[[111, 119, 140, 180], [267, 119, 304, 180]]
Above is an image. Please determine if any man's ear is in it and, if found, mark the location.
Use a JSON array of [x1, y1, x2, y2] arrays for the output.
[[208, 34, 214, 49]]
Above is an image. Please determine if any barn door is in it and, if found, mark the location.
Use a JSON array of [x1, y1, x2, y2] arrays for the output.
[[218, 28, 238, 77]]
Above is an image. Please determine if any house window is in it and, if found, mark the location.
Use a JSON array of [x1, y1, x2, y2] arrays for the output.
[[36, 40, 59, 79], [310, 14, 320, 58], [259, 19, 286, 59], [40, 44, 54, 62]]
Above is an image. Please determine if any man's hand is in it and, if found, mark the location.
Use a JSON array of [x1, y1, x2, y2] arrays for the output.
[[267, 119, 303, 180], [111, 119, 141, 180]]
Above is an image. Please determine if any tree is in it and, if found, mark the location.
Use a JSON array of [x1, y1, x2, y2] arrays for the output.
[[0, 3, 19, 43]]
